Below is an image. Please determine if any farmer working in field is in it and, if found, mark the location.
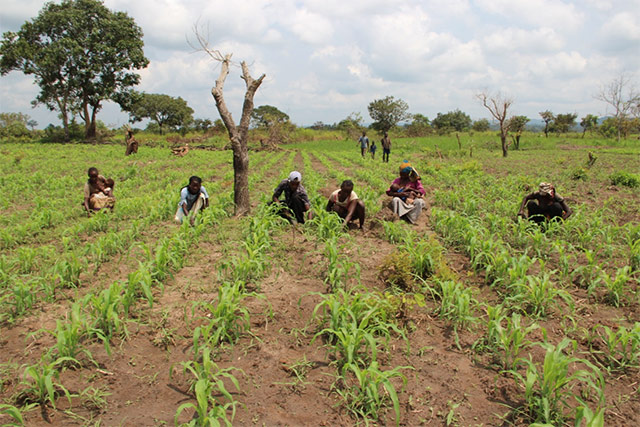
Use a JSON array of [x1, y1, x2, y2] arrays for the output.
[[83, 167, 116, 216], [357, 131, 369, 158], [272, 171, 312, 224], [125, 127, 138, 156], [386, 160, 426, 224], [517, 182, 572, 223], [326, 179, 365, 230], [175, 175, 209, 226]]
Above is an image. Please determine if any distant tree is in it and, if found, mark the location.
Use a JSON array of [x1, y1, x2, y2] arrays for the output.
[[212, 119, 227, 134], [431, 109, 472, 134], [595, 73, 639, 142], [127, 93, 194, 134], [405, 114, 432, 137], [27, 119, 38, 131], [367, 96, 411, 133], [552, 113, 578, 134], [337, 112, 364, 140], [508, 115, 530, 150], [0, 112, 31, 138], [0, 0, 149, 140], [539, 110, 555, 137], [477, 91, 513, 157], [580, 114, 599, 138], [193, 118, 213, 133], [251, 105, 289, 128], [472, 118, 490, 132]]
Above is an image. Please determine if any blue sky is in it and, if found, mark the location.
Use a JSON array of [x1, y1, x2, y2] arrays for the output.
[[1, 0, 639, 129]]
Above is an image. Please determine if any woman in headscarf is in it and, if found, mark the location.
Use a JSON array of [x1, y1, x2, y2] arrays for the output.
[[386, 160, 426, 224]]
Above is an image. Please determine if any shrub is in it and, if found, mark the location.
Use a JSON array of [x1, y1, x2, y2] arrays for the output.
[[610, 171, 639, 188]]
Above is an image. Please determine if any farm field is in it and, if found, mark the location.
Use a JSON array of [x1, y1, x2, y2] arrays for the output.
[[0, 135, 639, 426]]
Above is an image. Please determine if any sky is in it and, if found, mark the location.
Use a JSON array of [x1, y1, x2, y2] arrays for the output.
[[1, 0, 639, 129]]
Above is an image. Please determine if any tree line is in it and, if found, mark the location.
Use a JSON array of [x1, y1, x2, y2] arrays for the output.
[[1, 0, 638, 146]]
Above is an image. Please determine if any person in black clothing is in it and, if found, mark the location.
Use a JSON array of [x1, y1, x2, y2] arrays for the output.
[[518, 182, 572, 223], [272, 171, 312, 224]]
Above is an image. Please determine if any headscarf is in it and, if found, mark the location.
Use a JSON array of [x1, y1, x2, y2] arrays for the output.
[[399, 160, 420, 181], [539, 182, 554, 197]]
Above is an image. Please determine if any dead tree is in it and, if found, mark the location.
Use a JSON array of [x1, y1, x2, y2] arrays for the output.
[[477, 91, 513, 157], [193, 28, 265, 216]]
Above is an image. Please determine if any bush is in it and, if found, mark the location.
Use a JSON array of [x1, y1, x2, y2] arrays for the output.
[[610, 172, 639, 188], [570, 167, 588, 181]]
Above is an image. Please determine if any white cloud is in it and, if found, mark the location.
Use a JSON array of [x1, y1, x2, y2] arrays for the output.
[[482, 27, 564, 54], [475, 0, 583, 30], [286, 9, 334, 44], [599, 12, 640, 52]]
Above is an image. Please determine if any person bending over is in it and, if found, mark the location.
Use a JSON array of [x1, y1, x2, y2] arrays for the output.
[[518, 182, 572, 224], [175, 175, 209, 225], [272, 171, 312, 224], [326, 180, 365, 230]]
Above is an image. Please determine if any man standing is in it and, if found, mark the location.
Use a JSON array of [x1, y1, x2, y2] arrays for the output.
[[357, 131, 369, 158], [381, 132, 391, 163], [272, 171, 312, 224]]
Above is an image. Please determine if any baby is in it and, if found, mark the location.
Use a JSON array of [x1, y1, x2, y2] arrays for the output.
[[390, 183, 414, 204]]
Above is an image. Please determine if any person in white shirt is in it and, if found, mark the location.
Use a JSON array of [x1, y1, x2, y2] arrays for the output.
[[175, 175, 209, 225]]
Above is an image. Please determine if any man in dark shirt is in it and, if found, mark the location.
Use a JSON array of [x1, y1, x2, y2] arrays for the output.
[[272, 171, 312, 224], [518, 182, 572, 223]]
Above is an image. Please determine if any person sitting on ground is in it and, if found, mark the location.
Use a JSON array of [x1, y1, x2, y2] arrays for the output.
[[272, 171, 312, 224], [175, 175, 209, 225], [326, 180, 365, 230], [386, 160, 426, 224], [518, 182, 572, 224], [83, 167, 116, 216], [125, 127, 138, 156]]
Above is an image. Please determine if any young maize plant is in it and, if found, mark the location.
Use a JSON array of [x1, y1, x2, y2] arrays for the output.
[[173, 348, 242, 427], [474, 308, 541, 371], [333, 360, 409, 427], [599, 266, 634, 307], [84, 282, 128, 356], [588, 323, 640, 373], [510, 338, 605, 426], [39, 303, 94, 366], [507, 272, 573, 318], [423, 279, 478, 331], [19, 356, 74, 410], [53, 252, 85, 288], [190, 281, 254, 358]]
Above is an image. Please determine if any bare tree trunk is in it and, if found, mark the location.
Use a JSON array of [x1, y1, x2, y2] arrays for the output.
[[208, 53, 264, 216], [456, 132, 461, 149], [501, 132, 508, 157], [56, 98, 70, 142]]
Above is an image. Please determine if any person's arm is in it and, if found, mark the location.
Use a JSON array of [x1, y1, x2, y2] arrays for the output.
[[344, 199, 357, 224], [299, 187, 311, 211], [412, 180, 426, 197], [178, 188, 190, 215], [518, 193, 534, 217], [560, 198, 572, 219], [272, 181, 285, 203], [326, 199, 334, 212], [83, 183, 92, 216]]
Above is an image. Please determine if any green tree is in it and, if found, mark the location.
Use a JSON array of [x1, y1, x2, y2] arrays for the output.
[[472, 118, 490, 132], [508, 115, 530, 150], [251, 105, 289, 128], [367, 96, 410, 133], [405, 114, 432, 137], [127, 93, 194, 134], [539, 110, 555, 137], [0, 0, 148, 140], [192, 118, 213, 133], [337, 112, 364, 140], [0, 112, 31, 138], [580, 114, 599, 138], [432, 109, 472, 134], [552, 113, 577, 134]]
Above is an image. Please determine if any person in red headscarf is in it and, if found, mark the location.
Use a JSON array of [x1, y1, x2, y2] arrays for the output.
[[518, 182, 572, 223]]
